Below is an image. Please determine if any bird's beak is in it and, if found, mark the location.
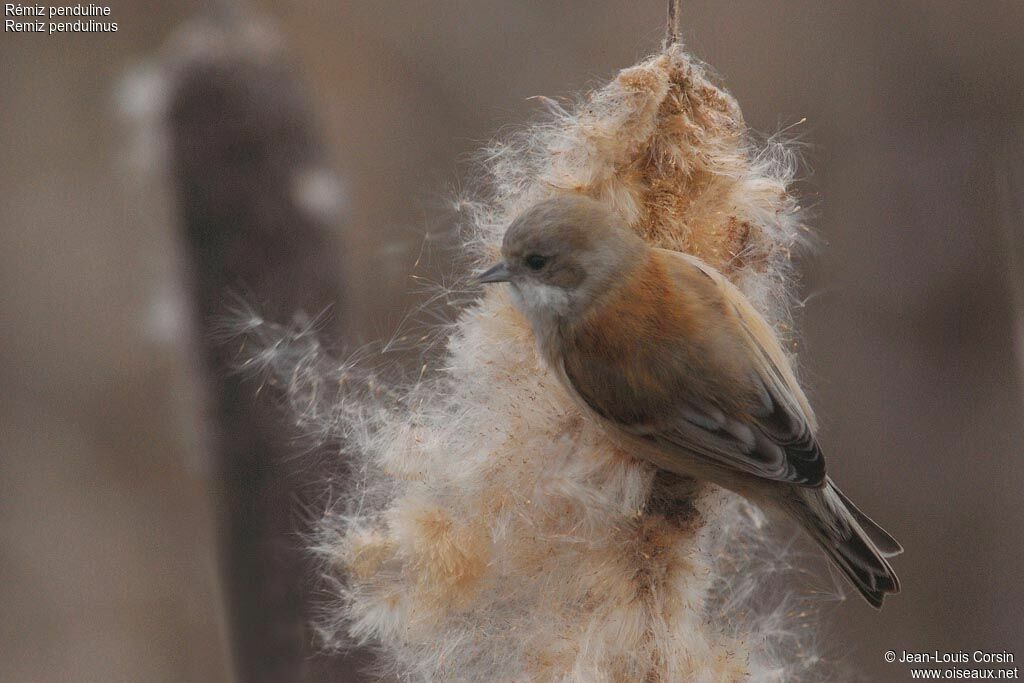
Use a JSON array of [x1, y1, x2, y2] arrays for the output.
[[476, 261, 511, 284]]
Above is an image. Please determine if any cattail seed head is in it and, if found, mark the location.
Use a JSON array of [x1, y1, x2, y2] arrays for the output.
[[268, 45, 820, 681]]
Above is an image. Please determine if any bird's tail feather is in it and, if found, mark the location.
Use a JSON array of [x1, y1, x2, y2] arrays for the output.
[[831, 482, 904, 558], [790, 479, 901, 608]]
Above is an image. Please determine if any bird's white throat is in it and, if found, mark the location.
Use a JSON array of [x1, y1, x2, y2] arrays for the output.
[[510, 281, 572, 319], [509, 281, 573, 354]]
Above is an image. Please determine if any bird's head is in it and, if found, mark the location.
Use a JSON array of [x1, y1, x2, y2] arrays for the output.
[[477, 195, 645, 324]]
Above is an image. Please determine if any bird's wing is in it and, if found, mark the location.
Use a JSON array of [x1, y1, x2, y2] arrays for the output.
[[562, 249, 825, 487]]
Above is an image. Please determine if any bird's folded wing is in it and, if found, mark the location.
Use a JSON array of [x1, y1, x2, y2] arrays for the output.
[[564, 250, 826, 487], [642, 386, 825, 486], [670, 251, 825, 486]]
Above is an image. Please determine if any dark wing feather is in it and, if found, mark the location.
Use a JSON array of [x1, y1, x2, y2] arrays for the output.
[[649, 382, 824, 486]]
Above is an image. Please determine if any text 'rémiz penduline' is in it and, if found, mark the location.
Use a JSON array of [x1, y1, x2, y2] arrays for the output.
[[5, 4, 117, 33]]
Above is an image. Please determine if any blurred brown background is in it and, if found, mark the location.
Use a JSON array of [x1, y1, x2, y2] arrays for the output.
[[2, 1, 1023, 681]]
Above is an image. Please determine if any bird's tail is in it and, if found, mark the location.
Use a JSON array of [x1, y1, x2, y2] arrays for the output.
[[788, 478, 903, 608]]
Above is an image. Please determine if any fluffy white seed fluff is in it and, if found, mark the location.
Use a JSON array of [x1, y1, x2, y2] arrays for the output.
[[250, 45, 830, 681]]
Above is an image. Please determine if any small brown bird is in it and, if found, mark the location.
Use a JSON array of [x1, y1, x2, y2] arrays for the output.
[[478, 195, 902, 608]]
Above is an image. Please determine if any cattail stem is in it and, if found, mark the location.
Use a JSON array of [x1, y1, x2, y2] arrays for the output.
[[664, 0, 682, 49]]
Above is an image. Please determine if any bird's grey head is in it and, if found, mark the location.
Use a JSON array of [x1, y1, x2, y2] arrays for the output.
[[477, 195, 645, 324]]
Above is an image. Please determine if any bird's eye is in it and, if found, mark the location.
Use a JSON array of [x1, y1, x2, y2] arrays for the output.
[[525, 254, 548, 271]]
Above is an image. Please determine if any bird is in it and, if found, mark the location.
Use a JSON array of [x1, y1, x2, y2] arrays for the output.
[[476, 194, 902, 608]]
